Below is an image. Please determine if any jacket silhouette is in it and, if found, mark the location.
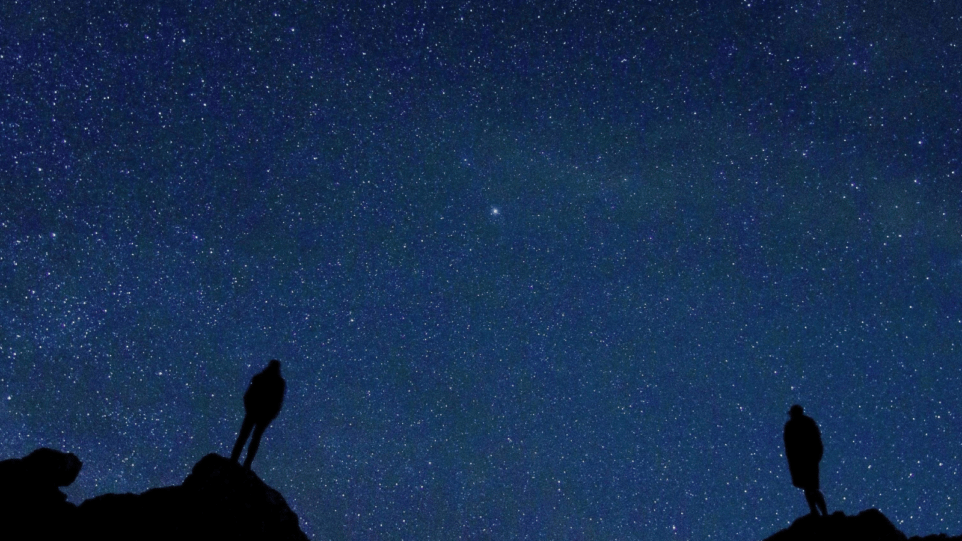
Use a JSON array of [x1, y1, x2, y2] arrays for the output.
[[783, 404, 828, 516], [231, 360, 286, 469]]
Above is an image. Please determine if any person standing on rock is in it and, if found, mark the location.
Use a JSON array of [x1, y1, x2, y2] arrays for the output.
[[231, 360, 286, 469], [784, 404, 828, 516]]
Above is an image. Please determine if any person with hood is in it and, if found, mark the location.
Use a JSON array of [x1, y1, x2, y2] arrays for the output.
[[783, 404, 828, 516], [231, 360, 286, 469]]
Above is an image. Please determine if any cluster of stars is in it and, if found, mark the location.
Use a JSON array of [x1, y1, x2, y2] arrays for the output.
[[1, 2, 961, 540]]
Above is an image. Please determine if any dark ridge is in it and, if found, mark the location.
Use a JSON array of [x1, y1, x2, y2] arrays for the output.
[[0, 447, 83, 539], [0, 449, 308, 541], [6, 448, 962, 540], [763, 509, 962, 541]]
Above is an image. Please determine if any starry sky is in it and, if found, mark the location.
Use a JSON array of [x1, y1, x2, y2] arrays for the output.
[[2, 1, 961, 539]]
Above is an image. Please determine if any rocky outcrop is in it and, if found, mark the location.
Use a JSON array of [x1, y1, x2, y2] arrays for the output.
[[0, 447, 83, 539], [9, 448, 962, 541], [0, 449, 308, 541], [763, 509, 962, 541]]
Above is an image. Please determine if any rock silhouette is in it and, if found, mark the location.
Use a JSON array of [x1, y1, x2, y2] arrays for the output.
[[6, 449, 962, 540], [763, 509, 962, 541], [0, 449, 308, 541], [0, 448, 83, 539]]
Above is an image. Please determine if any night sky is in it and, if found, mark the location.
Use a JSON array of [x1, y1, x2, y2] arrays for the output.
[[2, 1, 961, 539]]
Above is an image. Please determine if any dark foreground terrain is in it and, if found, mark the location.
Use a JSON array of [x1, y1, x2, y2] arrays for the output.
[[5, 447, 962, 540], [0, 448, 308, 541], [765, 508, 962, 541]]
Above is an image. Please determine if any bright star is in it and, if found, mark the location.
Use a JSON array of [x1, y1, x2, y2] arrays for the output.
[[491, 207, 500, 216]]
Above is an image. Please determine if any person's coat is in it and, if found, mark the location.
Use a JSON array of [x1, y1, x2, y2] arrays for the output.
[[243, 364, 285, 423], [784, 414, 823, 489]]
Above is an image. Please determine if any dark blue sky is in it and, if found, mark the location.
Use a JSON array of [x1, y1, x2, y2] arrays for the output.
[[2, 1, 961, 539]]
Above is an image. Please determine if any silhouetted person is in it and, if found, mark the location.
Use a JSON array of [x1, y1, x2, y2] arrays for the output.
[[784, 404, 828, 516], [231, 360, 286, 469]]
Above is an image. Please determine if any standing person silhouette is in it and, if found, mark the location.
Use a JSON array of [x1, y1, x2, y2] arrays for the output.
[[783, 404, 828, 516], [231, 360, 286, 469]]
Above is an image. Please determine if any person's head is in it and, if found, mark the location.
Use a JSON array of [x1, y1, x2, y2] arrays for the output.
[[267, 359, 281, 372], [789, 404, 804, 418]]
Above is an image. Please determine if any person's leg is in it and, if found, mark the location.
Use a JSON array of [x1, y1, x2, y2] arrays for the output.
[[814, 489, 827, 515], [243, 423, 267, 469], [804, 489, 820, 516], [231, 416, 254, 463]]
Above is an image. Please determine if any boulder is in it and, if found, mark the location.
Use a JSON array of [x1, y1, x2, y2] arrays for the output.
[[0, 449, 308, 541], [763, 509, 962, 541], [0, 447, 82, 539]]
